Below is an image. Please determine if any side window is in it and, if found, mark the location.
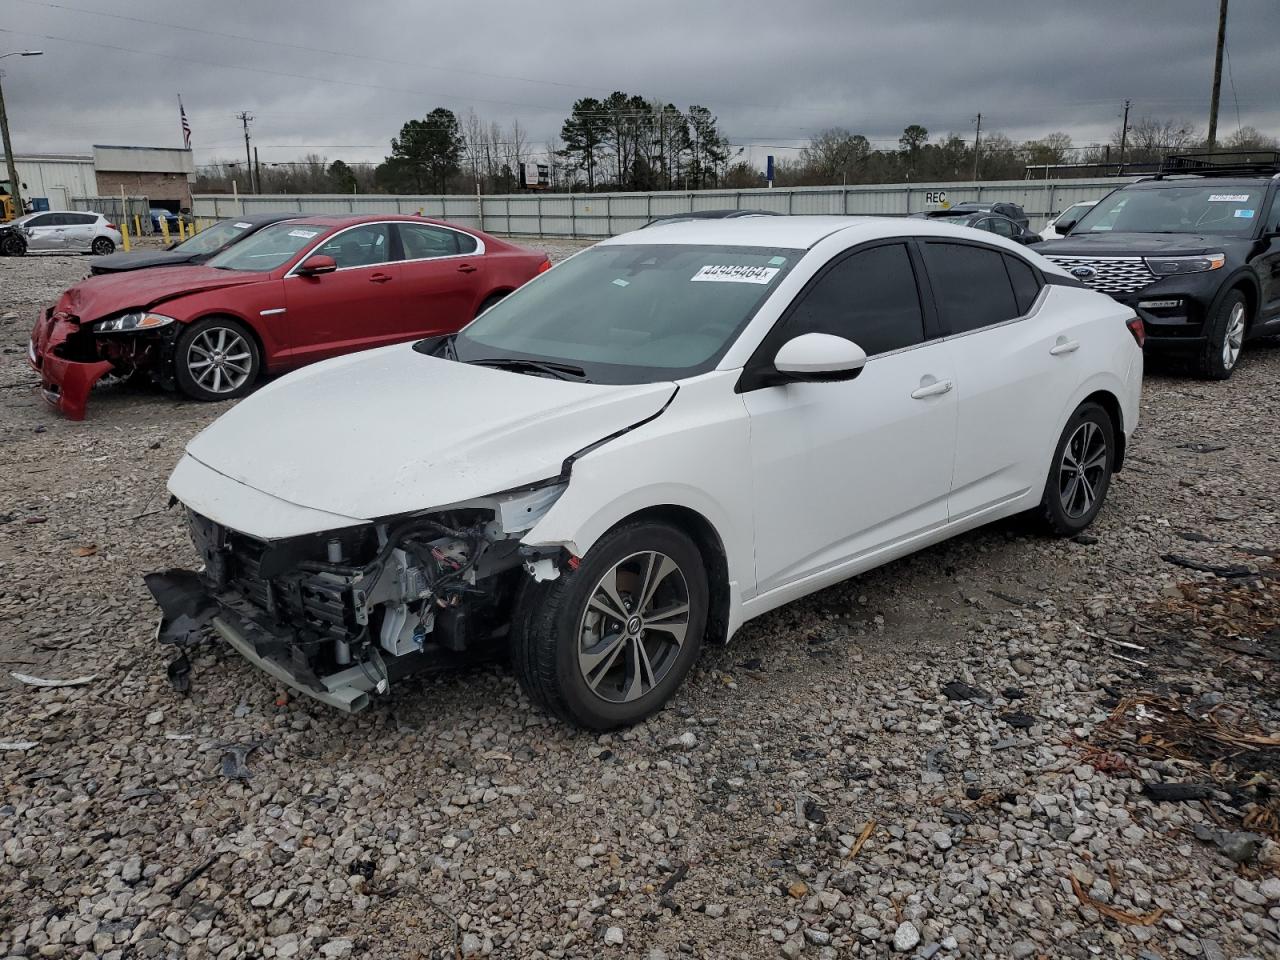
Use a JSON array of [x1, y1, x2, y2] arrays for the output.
[[784, 243, 925, 357], [972, 218, 995, 234], [25, 214, 54, 228], [922, 242, 1020, 334], [987, 217, 1016, 239], [455, 231, 478, 254], [1003, 255, 1043, 315], [398, 223, 461, 259], [1268, 192, 1280, 233], [47, 214, 71, 227], [73, 213, 98, 226], [318, 224, 392, 268]]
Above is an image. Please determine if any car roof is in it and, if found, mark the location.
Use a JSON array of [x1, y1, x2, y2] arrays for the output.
[[270, 213, 471, 229], [600, 215, 1057, 256], [1129, 176, 1274, 189], [226, 211, 302, 225]]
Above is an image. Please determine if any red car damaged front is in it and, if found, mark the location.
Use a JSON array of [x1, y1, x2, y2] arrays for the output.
[[28, 266, 269, 420]]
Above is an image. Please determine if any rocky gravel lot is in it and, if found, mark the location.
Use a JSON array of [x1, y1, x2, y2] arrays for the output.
[[1, 246, 1277, 960]]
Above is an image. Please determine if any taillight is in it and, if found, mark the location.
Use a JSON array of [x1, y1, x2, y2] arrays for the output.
[[105, 223, 118, 231], [1126, 316, 1145, 348], [537, 258, 552, 274]]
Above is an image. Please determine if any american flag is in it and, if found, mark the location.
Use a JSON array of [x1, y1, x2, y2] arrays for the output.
[[179, 96, 192, 149]]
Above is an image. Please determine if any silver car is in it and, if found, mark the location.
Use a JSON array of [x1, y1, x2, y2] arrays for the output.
[[14, 211, 123, 255]]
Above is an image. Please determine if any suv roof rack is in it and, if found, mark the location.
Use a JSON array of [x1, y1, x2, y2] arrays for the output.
[[1156, 150, 1280, 178]]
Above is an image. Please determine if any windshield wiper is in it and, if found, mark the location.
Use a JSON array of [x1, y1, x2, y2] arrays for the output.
[[468, 357, 590, 382]]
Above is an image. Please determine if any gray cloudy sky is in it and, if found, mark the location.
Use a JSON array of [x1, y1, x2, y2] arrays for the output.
[[2, 0, 1277, 171]]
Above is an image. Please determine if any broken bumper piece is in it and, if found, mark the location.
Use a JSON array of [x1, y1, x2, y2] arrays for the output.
[[145, 568, 428, 714], [29, 309, 114, 421]]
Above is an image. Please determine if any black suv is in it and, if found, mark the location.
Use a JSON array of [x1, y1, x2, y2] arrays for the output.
[[1040, 151, 1280, 379]]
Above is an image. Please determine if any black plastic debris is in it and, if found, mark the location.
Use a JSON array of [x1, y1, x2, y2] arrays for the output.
[[1002, 686, 1026, 700], [219, 742, 260, 780], [167, 651, 192, 695], [803, 800, 827, 824], [1142, 782, 1216, 802], [999, 712, 1036, 729], [1178, 442, 1227, 454], [942, 681, 988, 702], [1160, 554, 1253, 578]]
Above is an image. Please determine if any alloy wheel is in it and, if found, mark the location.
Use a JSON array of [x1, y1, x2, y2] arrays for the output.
[[1222, 302, 1246, 370], [577, 550, 691, 704], [187, 326, 253, 395], [1058, 421, 1108, 519]]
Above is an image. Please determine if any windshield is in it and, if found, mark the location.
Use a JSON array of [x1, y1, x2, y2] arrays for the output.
[[1072, 185, 1264, 236], [172, 218, 259, 256], [206, 222, 326, 272], [452, 243, 800, 384]]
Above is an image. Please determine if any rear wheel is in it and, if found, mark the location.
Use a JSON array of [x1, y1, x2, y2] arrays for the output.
[[474, 292, 508, 318], [1, 232, 26, 256], [1195, 290, 1248, 380], [512, 521, 707, 729], [91, 236, 115, 256], [1039, 402, 1115, 537], [173, 318, 261, 401]]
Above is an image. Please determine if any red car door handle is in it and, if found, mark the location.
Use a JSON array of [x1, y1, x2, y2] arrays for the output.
[[457, 263, 477, 273], [369, 272, 393, 283]]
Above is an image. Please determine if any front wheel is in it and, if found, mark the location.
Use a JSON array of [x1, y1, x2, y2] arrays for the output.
[[1195, 290, 1248, 380], [91, 236, 115, 256], [173, 318, 261, 401], [1, 232, 26, 256], [511, 521, 708, 729], [1039, 402, 1115, 537]]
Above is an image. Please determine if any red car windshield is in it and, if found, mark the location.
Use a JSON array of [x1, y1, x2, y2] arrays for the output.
[[207, 222, 326, 272]]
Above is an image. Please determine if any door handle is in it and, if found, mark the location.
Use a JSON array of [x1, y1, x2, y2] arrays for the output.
[[1050, 338, 1080, 356], [457, 263, 478, 273], [369, 272, 393, 283], [910, 378, 953, 399]]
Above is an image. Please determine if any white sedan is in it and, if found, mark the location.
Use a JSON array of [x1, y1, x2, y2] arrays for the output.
[[150, 216, 1144, 729]]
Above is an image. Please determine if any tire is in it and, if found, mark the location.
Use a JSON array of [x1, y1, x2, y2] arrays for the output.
[[474, 292, 508, 319], [91, 236, 115, 256], [1, 232, 26, 256], [1194, 289, 1248, 380], [511, 521, 708, 730], [1039, 402, 1115, 537], [173, 318, 261, 401]]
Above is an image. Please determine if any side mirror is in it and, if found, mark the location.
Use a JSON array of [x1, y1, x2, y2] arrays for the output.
[[773, 332, 867, 382], [297, 254, 337, 276], [1021, 231, 1043, 245], [1054, 216, 1078, 236]]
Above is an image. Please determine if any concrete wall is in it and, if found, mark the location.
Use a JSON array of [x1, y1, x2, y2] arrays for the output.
[[92, 145, 195, 176]]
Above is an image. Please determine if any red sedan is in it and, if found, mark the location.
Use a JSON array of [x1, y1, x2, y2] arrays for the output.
[[28, 215, 550, 419]]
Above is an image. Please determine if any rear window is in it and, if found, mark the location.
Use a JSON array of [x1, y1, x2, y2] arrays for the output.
[[922, 242, 1020, 334], [1003, 255, 1042, 315]]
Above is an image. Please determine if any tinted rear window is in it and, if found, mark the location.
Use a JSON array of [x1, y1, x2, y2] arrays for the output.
[[1004, 255, 1042, 315], [922, 242, 1020, 334]]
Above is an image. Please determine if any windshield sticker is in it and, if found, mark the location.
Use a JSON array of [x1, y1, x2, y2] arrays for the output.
[[287, 228, 319, 239], [691, 264, 780, 284], [233, 221, 252, 229], [1208, 194, 1250, 202], [611, 278, 630, 287], [768, 256, 787, 266], [1234, 209, 1256, 218]]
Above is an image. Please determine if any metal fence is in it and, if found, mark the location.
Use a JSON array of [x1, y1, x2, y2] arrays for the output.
[[193, 176, 1135, 239], [72, 196, 157, 234]]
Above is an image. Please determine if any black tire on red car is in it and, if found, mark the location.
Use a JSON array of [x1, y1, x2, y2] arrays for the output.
[[173, 317, 261, 402], [474, 292, 508, 319]]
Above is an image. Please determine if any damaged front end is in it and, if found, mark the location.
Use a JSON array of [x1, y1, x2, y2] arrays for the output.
[[146, 483, 568, 712], [29, 307, 176, 420]]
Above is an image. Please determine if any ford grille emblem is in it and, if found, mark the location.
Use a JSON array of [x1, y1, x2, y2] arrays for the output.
[[1070, 265, 1097, 280]]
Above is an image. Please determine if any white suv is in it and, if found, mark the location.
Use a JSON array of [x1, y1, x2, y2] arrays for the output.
[[15, 211, 122, 255]]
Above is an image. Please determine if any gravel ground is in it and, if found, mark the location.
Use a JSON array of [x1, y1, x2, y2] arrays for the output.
[[0, 247, 1277, 960]]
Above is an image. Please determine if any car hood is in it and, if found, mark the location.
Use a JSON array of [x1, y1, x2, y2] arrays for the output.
[[56, 265, 268, 322], [90, 250, 200, 273], [1040, 232, 1246, 257], [181, 344, 677, 523]]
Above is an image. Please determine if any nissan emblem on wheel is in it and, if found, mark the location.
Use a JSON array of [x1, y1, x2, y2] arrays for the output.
[[1039, 150, 1280, 380], [147, 214, 1144, 729]]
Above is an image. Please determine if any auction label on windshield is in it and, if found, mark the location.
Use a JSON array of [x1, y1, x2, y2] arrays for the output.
[[288, 229, 319, 238], [691, 264, 780, 284], [1208, 194, 1250, 202], [234, 222, 252, 228]]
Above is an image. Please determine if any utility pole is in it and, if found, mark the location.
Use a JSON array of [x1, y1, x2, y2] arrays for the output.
[[236, 111, 255, 193], [0, 50, 44, 215], [1118, 99, 1131, 173], [1207, 0, 1228, 150], [972, 113, 982, 181], [253, 147, 260, 195]]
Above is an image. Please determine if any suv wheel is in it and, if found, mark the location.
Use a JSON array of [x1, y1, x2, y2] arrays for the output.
[[512, 521, 707, 729], [1039, 402, 1115, 537], [1195, 290, 1248, 380]]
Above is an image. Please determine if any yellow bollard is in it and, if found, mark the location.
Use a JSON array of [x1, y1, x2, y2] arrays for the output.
[[120, 219, 132, 252], [159, 216, 170, 244], [133, 214, 142, 237], [177, 219, 186, 241]]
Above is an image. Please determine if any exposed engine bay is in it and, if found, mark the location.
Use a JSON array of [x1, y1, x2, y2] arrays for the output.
[[146, 482, 567, 711]]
